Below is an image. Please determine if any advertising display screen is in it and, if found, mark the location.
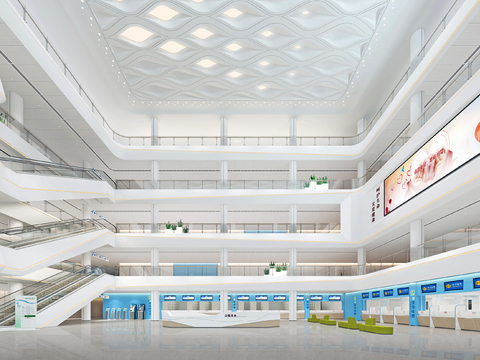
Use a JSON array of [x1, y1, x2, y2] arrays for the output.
[[474, 278, 480, 289], [362, 293, 369, 299], [237, 295, 250, 301], [182, 295, 195, 301], [384, 95, 480, 215], [372, 291, 380, 298], [422, 284, 437, 293], [384, 290, 393, 297], [255, 295, 268, 301], [273, 295, 286, 301], [444, 280, 464, 291], [329, 295, 341, 301], [164, 295, 176, 301], [397, 287, 409, 296], [200, 295, 213, 301], [297, 295, 305, 301], [310, 295, 323, 301]]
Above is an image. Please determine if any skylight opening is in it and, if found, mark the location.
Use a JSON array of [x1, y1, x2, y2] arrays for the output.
[[161, 41, 185, 53], [120, 26, 153, 42], [149, 5, 179, 21]]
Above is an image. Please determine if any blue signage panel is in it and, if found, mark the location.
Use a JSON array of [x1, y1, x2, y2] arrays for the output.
[[255, 295, 268, 301], [310, 295, 323, 301], [237, 295, 250, 301], [384, 290, 393, 297], [474, 278, 480, 289], [329, 295, 341, 301], [422, 284, 437, 293], [297, 295, 304, 301], [398, 287, 409, 296], [372, 291, 380, 298], [200, 295, 213, 301], [362, 293, 369, 299], [182, 295, 195, 301], [274, 295, 286, 301], [164, 295, 176, 301], [444, 280, 464, 291]]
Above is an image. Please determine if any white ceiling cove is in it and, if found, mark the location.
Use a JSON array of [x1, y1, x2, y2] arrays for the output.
[[87, 0, 388, 101]]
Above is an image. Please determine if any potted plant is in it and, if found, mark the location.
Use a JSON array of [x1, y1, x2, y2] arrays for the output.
[[182, 226, 189, 233], [282, 263, 287, 271], [304, 181, 310, 189], [275, 265, 281, 273], [171, 224, 177, 231], [309, 174, 316, 189], [264, 268, 270, 275], [178, 219, 183, 228], [269, 261, 275, 269], [165, 222, 173, 234]]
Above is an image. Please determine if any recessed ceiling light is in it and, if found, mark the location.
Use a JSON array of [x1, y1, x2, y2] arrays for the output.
[[258, 85, 266, 90], [289, 73, 295, 76], [229, 71, 242, 78], [149, 5, 178, 21], [192, 0, 203, 2], [295, 45, 301, 49], [192, 28, 213, 39], [226, 43, 242, 51], [197, 59, 216, 68], [262, 30, 273, 37], [302, 11, 309, 15], [224, 8, 242, 18], [259, 61, 270, 66], [120, 26, 153, 42], [161, 41, 185, 53]]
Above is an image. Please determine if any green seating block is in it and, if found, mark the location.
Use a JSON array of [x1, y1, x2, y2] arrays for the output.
[[338, 317, 361, 330], [308, 314, 319, 323], [359, 318, 393, 335], [319, 315, 336, 326]]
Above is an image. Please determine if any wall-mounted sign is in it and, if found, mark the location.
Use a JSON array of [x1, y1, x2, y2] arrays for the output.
[[310, 295, 323, 301], [372, 291, 380, 298], [421, 284, 437, 293], [164, 295, 176, 301], [362, 293, 369, 299], [255, 295, 268, 301], [384, 95, 480, 215], [397, 287, 409, 296], [91, 252, 109, 262], [15, 296, 37, 329], [297, 295, 304, 301], [329, 295, 341, 301], [372, 186, 381, 223], [273, 295, 286, 301], [182, 295, 195, 301], [474, 278, 480, 288], [200, 295, 213, 301], [237, 295, 250, 301], [384, 290, 393, 297], [444, 280, 463, 292]]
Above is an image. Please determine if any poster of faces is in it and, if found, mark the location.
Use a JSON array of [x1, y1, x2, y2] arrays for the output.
[[384, 96, 480, 215]]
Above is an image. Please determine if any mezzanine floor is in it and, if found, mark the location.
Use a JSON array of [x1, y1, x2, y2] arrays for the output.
[[0, 319, 479, 359]]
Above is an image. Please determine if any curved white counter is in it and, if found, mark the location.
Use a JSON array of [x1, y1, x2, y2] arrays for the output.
[[162, 311, 280, 328]]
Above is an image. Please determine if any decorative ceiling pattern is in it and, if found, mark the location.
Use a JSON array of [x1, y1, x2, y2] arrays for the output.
[[87, 0, 388, 101]]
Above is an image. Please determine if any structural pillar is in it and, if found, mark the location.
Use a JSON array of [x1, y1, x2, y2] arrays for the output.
[[81, 252, 92, 321], [221, 205, 228, 234], [289, 161, 297, 189], [410, 28, 425, 134], [289, 248, 297, 276], [7, 218, 22, 228], [7, 91, 23, 125], [0, 77, 5, 104], [357, 117, 366, 141], [357, 247, 366, 275], [289, 117, 297, 146], [151, 117, 159, 146], [410, 219, 424, 261], [152, 161, 159, 189], [151, 248, 159, 276], [151, 290, 159, 320], [82, 204, 91, 220], [8, 282, 23, 296], [410, 91, 424, 132], [289, 291, 297, 321], [220, 248, 228, 276], [220, 290, 228, 313], [220, 161, 228, 189], [290, 205, 297, 233], [357, 161, 366, 187], [151, 204, 159, 233], [220, 117, 228, 146]]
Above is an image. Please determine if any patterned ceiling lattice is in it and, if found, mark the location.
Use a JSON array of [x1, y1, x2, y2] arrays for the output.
[[88, 0, 388, 101]]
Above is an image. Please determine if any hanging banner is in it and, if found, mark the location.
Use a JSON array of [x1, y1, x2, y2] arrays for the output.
[[15, 296, 37, 329], [91, 252, 109, 262]]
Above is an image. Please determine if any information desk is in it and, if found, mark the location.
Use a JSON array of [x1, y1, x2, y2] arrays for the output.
[[309, 310, 344, 320], [432, 310, 455, 329], [417, 310, 430, 327], [162, 311, 280, 328], [395, 310, 409, 325], [361, 311, 368, 321], [457, 311, 480, 331]]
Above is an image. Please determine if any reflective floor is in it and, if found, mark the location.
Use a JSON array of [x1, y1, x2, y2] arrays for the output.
[[1, 320, 480, 359]]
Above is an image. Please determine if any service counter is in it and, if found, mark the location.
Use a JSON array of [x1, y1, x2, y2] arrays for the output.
[[309, 310, 344, 320], [417, 310, 430, 327], [395, 310, 410, 325], [457, 311, 480, 331], [361, 311, 368, 321]]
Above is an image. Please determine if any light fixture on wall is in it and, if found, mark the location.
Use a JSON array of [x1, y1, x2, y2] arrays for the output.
[[0, 78, 5, 104]]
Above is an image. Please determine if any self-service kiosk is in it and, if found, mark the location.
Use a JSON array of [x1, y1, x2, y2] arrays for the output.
[[116, 308, 122, 320], [105, 308, 110, 320], [110, 308, 116, 320], [129, 304, 137, 320], [138, 304, 146, 319], [122, 308, 128, 320]]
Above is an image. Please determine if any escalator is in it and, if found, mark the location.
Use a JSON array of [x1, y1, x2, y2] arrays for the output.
[[0, 263, 116, 327], [0, 219, 106, 249]]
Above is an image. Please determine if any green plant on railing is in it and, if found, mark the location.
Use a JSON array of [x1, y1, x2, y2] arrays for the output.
[[282, 263, 287, 271], [264, 268, 270, 275], [178, 219, 183, 228], [0, 113, 5, 124], [269, 261, 275, 268], [275, 265, 281, 272], [182, 226, 189, 233], [304, 181, 310, 188], [310, 174, 316, 181], [171, 224, 177, 231], [166, 222, 172, 230]]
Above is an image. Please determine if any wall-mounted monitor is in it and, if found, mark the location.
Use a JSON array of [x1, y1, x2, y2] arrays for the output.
[[421, 284, 437, 293], [182, 295, 195, 301], [372, 291, 380, 298], [273, 295, 286, 301], [474, 278, 480, 289], [255, 295, 268, 301], [384, 95, 480, 216], [329, 295, 341, 301], [297, 295, 305, 301], [384, 290, 393, 297], [310, 295, 323, 301], [444, 280, 463, 292], [237, 295, 250, 301], [362, 293, 369, 299], [397, 287, 409, 296], [164, 295, 176, 301], [200, 295, 213, 301]]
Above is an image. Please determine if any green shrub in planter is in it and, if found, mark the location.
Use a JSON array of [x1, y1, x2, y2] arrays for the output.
[[282, 263, 287, 271], [171, 224, 177, 231], [182, 227, 189, 233], [264, 268, 270, 275], [178, 219, 183, 228], [166, 222, 172, 230], [324, 176, 328, 184], [276, 266, 281, 272], [304, 181, 310, 188], [269, 261, 275, 268], [310, 174, 316, 181]]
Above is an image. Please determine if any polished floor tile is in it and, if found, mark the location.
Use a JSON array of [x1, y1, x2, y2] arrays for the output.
[[1, 320, 480, 359]]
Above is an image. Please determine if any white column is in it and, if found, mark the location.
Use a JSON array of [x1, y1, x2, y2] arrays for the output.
[[289, 248, 297, 276], [289, 161, 297, 189], [221, 204, 228, 233], [7, 91, 23, 125], [151, 290, 159, 320], [410, 28, 425, 70], [8, 282, 23, 296], [220, 290, 228, 313], [410, 219, 424, 261], [220, 161, 228, 189], [7, 218, 22, 228], [151, 117, 159, 146], [220, 117, 228, 146], [220, 248, 228, 276], [151, 204, 159, 233], [151, 248, 159, 276], [357, 161, 366, 187], [357, 247, 366, 275], [0, 78, 5, 104], [410, 91, 424, 133], [152, 161, 159, 189], [81, 252, 92, 321], [289, 290, 297, 321], [289, 117, 297, 146], [82, 204, 91, 220], [357, 117, 366, 142], [290, 205, 297, 233]]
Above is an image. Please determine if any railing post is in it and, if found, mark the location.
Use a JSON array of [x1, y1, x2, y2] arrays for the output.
[[45, 37, 48, 52]]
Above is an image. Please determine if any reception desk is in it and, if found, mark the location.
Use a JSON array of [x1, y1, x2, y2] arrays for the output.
[[457, 311, 480, 331], [432, 310, 455, 329], [417, 310, 430, 327], [310, 310, 344, 320], [395, 310, 410, 325], [162, 311, 280, 328]]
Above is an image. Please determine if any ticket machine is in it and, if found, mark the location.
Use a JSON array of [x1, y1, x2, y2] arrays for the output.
[[105, 308, 110, 320], [116, 308, 122, 320], [110, 308, 116, 320], [138, 304, 146, 319], [123, 308, 128, 320], [129, 304, 137, 320]]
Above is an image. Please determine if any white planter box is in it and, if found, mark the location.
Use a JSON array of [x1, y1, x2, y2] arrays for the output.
[[309, 181, 316, 189], [316, 183, 329, 190], [165, 229, 173, 234], [175, 227, 183, 234]]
